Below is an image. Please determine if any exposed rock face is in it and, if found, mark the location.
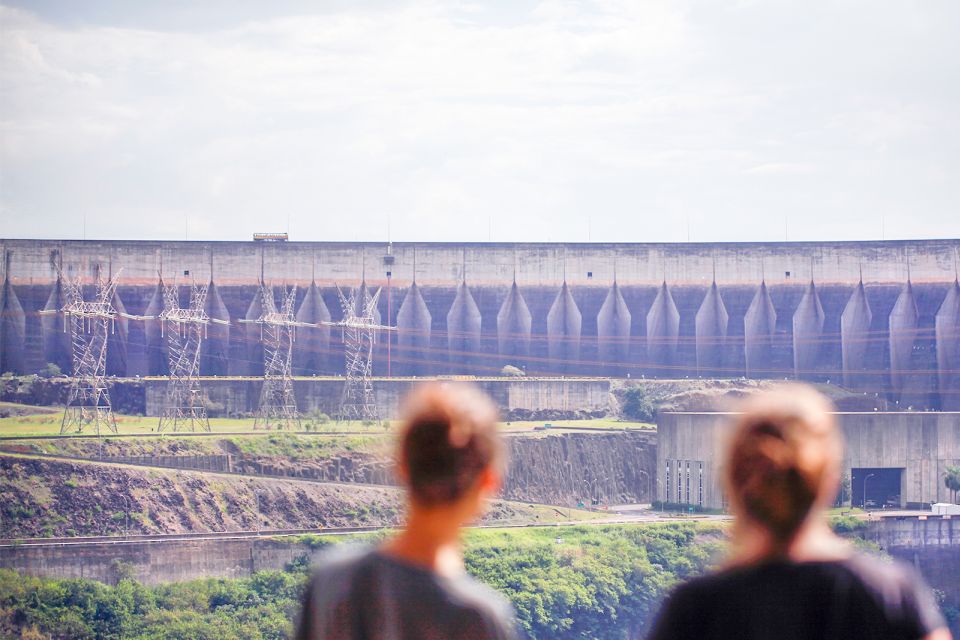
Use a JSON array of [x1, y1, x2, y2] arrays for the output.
[[502, 432, 656, 505], [497, 281, 532, 360], [888, 280, 919, 393], [695, 281, 728, 375], [0, 455, 575, 537], [597, 280, 631, 364], [792, 280, 825, 379], [647, 282, 680, 365], [0, 455, 403, 537], [202, 280, 232, 376], [24, 430, 658, 509], [841, 280, 873, 387], [546, 282, 582, 371], [396, 282, 432, 375], [936, 280, 960, 410], [744, 281, 776, 378], [446, 281, 482, 373]]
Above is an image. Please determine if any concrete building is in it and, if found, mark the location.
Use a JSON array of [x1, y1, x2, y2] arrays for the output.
[[657, 411, 960, 510], [1, 238, 958, 407]]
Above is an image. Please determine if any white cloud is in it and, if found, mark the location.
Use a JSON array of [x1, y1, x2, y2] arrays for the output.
[[0, 0, 958, 242]]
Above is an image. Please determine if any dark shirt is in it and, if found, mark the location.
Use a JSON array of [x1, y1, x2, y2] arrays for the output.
[[295, 546, 519, 640], [648, 554, 946, 640]]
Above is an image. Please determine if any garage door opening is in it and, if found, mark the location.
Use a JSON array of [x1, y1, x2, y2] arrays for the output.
[[851, 467, 903, 509]]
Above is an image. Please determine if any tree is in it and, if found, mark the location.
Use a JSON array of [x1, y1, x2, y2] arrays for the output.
[[944, 466, 960, 504], [620, 387, 655, 422]]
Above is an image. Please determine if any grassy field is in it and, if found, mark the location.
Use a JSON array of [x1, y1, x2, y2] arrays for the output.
[[0, 402, 653, 437]]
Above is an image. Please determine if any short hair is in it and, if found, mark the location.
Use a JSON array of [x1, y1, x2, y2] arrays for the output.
[[724, 384, 843, 550], [398, 383, 505, 506]]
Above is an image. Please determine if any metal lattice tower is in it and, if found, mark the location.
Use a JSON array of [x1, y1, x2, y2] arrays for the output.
[[336, 284, 393, 422], [59, 269, 120, 435], [248, 285, 301, 430], [158, 282, 215, 433]]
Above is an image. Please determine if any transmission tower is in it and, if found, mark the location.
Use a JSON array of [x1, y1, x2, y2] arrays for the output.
[[335, 284, 394, 422], [58, 269, 120, 435], [158, 282, 219, 432], [245, 285, 302, 430]]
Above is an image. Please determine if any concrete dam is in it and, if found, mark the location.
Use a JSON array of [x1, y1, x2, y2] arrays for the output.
[[1, 238, 958, 408]]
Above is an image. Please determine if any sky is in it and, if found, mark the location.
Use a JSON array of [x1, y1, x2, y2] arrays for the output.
[[1, 0, 958, 243]]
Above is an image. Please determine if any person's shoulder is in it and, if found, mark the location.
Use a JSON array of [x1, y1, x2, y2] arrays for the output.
[[832, 553, 946, 635], [309, 544, 376, 583], [445, 573, 518, 633], [839, 552, 926, 594]]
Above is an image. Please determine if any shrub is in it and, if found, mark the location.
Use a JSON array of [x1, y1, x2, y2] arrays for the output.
[[37, 363, 62, 379]]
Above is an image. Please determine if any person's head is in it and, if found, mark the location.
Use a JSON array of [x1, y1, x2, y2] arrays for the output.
[[396, 383, 506, 516], [723, 384, 843, 554]]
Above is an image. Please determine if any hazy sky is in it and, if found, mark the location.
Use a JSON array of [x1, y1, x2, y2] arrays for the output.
[[1, 0, 958, 243]]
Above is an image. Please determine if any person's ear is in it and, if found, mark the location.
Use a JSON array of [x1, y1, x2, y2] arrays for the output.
[[395, 457, 410, 484], [477, 466, 501, 496]]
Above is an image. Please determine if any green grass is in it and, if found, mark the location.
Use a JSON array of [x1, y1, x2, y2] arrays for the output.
[[0, 410, 394, 437], [0, 405, 653, 438]]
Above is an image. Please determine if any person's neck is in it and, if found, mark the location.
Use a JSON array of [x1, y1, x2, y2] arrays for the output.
[[381, 504, 467, 577], [729, 517, 851, 567]]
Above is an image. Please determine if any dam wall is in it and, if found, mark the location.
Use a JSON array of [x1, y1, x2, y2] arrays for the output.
[[1, 239, 958, 408]]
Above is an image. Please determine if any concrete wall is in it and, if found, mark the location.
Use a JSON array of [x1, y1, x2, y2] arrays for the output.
[[2, 239, 958, 407], [867, 516, 960, 612], [656, 412, 960, 509], [0, 536, 315, 586], [3, 239, 957, 286], [4, 515, 958, 594], [144, 377, 612, 419]]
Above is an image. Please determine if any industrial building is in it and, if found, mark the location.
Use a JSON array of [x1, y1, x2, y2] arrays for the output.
[[657, 411, 960, 510]]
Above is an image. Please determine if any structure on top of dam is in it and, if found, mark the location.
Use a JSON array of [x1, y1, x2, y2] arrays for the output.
[[1, 238, 958, 408]]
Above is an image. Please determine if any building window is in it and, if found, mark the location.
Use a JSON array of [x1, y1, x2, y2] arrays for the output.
[[678, 460, 683, 504], [665, 461, 671, 505], [587, 271, 593, 279], [698, 462, 704, 506], [685, 461, 691, 504]]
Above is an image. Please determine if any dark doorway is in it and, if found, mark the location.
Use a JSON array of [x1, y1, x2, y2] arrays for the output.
[[851, 467, 903, 509]]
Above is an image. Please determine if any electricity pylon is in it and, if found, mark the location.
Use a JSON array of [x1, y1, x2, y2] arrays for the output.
[[335, 284, 393, 422], [158, 282, 221, 432], [57, 269, 120, 435], [245, 285, 301, 430]]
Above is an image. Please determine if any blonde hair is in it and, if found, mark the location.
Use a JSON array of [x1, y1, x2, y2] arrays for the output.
[[398, 383, 505, 506], [724, 385, 842, 552]]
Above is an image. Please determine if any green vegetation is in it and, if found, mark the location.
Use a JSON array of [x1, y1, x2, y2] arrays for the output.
[[0, 523, 722, 640], [944, 465, 960, 504], [37, 363, 63, 379], [618, 386, 656, 422], [466, 523, 722, 638]]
